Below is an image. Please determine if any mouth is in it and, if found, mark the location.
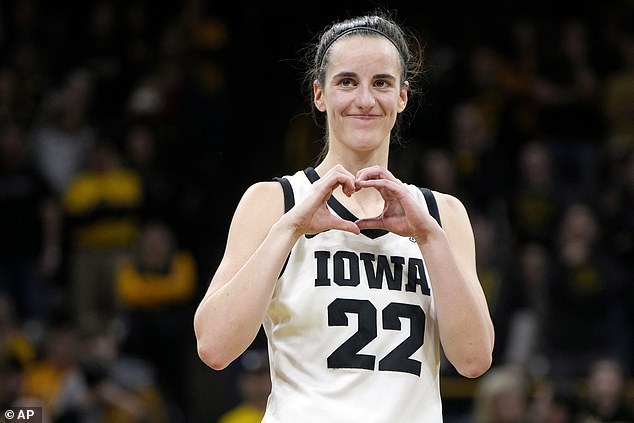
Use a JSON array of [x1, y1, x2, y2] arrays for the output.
[[347, 114, 381, 121]]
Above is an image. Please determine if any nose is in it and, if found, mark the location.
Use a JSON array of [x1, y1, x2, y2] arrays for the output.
[[355, 83, 375, 109]]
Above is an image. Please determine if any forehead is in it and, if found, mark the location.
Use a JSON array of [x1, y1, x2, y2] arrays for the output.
[[326, 35, 402, 75]]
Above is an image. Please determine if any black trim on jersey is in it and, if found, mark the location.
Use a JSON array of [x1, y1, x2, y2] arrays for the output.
[[303, 167, 388, 239], [273, 177, 295, 212], [419, 187, 442, 227], [273, 177, 294, 277]]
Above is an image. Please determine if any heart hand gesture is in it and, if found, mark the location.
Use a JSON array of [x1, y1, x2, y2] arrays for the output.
[[286, 164, 361, 237], [354, 165, 441, 242]]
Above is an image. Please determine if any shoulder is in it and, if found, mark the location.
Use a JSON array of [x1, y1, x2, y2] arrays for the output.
[[429, 191, 473, 237], [429, 191, 477, 263], [240, 180, 284, 206], [229, 180, 286, 231], [406, 186, 469, 224], [238, 169, 306, 211], [433, 191, 468, 219]]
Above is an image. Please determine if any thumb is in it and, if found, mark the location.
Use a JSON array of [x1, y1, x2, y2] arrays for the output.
[[355, 217, 385, 231], [332, 219, 361, 235]]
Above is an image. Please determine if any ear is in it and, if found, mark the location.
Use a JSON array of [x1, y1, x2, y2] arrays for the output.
[[313, 80, 326, 112], [397, 81, 409, 113]]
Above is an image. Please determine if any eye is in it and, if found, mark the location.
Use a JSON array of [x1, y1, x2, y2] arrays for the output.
[[374, 79, 391, 88], [338, 78, 357, 87]]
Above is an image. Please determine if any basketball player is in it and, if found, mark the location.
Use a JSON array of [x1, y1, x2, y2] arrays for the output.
[[194, 13, 494, 421]]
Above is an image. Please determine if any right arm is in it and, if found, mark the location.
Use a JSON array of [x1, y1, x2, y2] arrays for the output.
[[194, 166, 360, 370]]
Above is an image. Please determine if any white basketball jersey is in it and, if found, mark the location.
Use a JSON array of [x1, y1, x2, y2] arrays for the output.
[[262, 168, 443, 423]]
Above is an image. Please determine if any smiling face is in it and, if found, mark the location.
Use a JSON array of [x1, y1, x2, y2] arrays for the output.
[[314, 35, 408, 158]]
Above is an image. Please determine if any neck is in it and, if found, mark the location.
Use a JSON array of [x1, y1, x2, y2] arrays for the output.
[[315, 146, 389, 176]]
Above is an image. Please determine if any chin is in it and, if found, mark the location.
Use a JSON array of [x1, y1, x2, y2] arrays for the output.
[[351, 134, 389, 150]]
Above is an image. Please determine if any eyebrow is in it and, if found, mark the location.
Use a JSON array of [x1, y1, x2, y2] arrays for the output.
[[373, 73, 397, 81], [331, 71, 397, 81]]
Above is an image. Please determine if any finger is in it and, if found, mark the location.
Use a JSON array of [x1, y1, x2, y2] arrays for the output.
[[319, 168, 356, 197], [327, 215, 361, 235], [356, 166, 400, 184], [331, 218, 361, 235], [340, 179, 356, 197], [355, 217, 385, 231], [355, 177, 402, 193], [329, 164, 357, 182]]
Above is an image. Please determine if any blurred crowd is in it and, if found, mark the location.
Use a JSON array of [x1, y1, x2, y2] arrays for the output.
[[0, 0, 633, 422]]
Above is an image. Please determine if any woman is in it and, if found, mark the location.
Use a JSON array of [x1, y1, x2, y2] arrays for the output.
[[194, 13, 494, 421]]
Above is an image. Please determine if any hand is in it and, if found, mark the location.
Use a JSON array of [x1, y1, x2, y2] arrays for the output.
[[354, 165, 440, 241], [285, 165, 361, 236]]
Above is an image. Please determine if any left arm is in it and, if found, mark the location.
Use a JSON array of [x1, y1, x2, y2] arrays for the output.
[[419, 192, 494, 378], [355, 166, 494, 378]]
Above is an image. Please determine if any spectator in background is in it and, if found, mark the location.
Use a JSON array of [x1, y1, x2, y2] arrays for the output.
[[115, 219, 197, 421], [30, 69, 96, 199], [547, 203, 628, 381], [123, 122, 177, 226], [0, 295, 35, 354], [4, 43, 45, 126], [577, 358, 634, 423], [601, 32, 634, 161], [469, 365, 531, 423], [529, 381, 581, 423], [0, 293, 36, 390], [449, 101, 501, 209], [120, 2, 157, 87], [77, 0, 127, 130], [504, 243, 551, 375], [460, 44, 507, 147], [533, 17, 603, 200], [600, 148, 634, 263], [495, 19, 541, 146], [21, 322, 87, 422], [79, 327, 168, 423], [2, 0, 48, 127], [470, 212, 513, 367], [598, 149, 634, 369], [416, 147, 464, 199], [217, 348, 271, 423], [0, 359, 26, 414], [0, 122, 61, 323], [509, 141, 563, 249], [63, 138, 143, 334]]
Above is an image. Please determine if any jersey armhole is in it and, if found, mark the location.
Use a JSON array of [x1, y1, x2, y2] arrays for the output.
[[274, 177, 295, 213], [273, 177, 295, 277], [419, 187, 442, 228]]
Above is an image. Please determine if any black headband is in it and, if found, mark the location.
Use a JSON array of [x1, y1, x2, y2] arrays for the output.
[[319, 26, 400, 68]]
